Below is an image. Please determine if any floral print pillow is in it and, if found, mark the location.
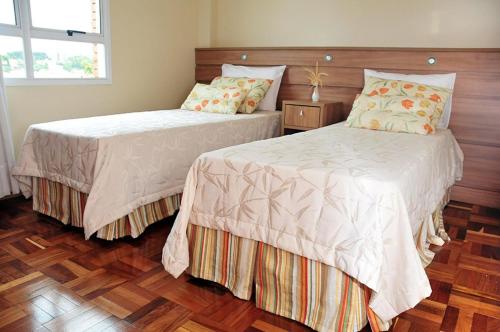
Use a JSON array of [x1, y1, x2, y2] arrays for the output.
[[345, 94, 441, 135], [181, 83, 248, 114], [362, 76, 452, 127], [210, 77, 273, 114], [363, 76, 452, 102]]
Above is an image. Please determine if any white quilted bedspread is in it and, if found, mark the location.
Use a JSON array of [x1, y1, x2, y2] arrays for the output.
[[163, 123, 463, 321], [12, 109, 281, 238]]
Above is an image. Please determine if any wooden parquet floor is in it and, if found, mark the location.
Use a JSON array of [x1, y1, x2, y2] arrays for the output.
[[0, 197, 498, 332]]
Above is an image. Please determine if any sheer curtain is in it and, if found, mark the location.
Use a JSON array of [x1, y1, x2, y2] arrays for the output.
[[0, 64, 19, 198]]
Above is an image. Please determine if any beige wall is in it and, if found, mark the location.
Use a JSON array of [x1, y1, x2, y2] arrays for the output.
[[196, 0, 216, 47], [7, 0, 199, 153], [210, 0, 500, 48]]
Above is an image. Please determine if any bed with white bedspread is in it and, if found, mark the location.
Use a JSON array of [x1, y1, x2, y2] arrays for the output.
[[12, 109, 281, 239], [163, 122, 463, 322]]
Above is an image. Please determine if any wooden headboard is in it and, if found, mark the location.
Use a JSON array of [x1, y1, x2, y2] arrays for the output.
[[195, 47, 500, 208]]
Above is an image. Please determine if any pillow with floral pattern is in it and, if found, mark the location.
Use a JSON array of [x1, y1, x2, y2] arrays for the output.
[[362, 76, 452, 127], [345, 94, 441, 135], [181, 83, 248, 114], [211, 77, 273, 114]]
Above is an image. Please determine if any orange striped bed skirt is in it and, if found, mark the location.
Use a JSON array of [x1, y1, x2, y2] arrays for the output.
[[187, 224, 390, 332], [32, 177, 181, 240]]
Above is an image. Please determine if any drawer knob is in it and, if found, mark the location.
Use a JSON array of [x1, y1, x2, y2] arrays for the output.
[[299, 109, 304, 117]]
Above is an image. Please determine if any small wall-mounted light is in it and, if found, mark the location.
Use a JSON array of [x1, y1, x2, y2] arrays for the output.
[[427, 56, 437, 65], [240, 53, 248, 61], [324, 54, 334, 62]]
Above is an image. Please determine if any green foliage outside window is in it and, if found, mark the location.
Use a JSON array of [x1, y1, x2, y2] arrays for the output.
[[1, 51, 94, 75], [33, 52, 49, 71], [61, 56, 93, 74], [1, 52, 25, 73]]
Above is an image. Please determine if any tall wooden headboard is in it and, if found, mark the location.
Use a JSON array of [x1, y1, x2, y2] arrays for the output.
[[195, 47, 500, 208]]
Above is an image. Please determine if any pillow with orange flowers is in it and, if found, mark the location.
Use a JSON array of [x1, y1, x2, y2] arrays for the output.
[[211, 77, 273, 114], [362, 76, 452, 127], [181, 83, 248, 114], [362, 76, 451, 101], [345, 94, 441, 135]]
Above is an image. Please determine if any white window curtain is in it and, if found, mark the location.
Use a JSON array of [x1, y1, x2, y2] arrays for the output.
[[0, 63, 19, 198]]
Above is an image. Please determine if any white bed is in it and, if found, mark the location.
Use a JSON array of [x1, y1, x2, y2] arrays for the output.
[[12, 109, 281, 238], [163, 122, 463, 321]]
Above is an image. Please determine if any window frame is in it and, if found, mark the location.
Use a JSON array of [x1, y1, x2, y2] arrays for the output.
[[0, 0, 112, 86]]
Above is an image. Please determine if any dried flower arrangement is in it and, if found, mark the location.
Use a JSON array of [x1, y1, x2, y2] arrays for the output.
[[304, 61, 328, 87]]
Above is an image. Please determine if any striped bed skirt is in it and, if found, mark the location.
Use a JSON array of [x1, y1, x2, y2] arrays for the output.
[[185, 191, 450, 331], [187, 224, 390, 332], [32, 177, 182, 240]]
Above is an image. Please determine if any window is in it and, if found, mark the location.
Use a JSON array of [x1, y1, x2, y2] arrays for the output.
[[0, 0, 111, 85]]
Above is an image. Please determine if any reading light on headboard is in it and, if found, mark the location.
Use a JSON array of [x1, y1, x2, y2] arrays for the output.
[[240, 53, 248, 61], [324, 54, 334, 62], [427, 56, 437, 65]]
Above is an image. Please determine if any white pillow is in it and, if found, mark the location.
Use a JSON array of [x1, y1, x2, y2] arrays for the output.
[[364, 69, 456, 128], [222, 64, 286, 111]]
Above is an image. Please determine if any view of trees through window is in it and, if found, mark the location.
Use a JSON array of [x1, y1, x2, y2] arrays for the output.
[[0, 0, 108, 81], [31, 39, 105, 78], [1, 51, 96, 76]]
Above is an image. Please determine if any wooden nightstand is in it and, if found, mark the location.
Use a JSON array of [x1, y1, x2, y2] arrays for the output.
[[281, 100, 343, 135]]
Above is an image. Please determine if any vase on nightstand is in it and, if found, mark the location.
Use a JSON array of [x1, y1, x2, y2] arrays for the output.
[[312, 85, 320, 102]]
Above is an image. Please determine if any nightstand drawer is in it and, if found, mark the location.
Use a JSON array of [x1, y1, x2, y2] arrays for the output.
[[284, 105, 320, 128]]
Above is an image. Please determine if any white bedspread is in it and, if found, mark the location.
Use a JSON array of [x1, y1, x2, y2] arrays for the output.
[[12, 109, 281, 238], [162, 123, 463, 321]]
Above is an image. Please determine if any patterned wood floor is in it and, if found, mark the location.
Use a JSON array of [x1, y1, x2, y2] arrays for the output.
[[0, 197, 498, 332]]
